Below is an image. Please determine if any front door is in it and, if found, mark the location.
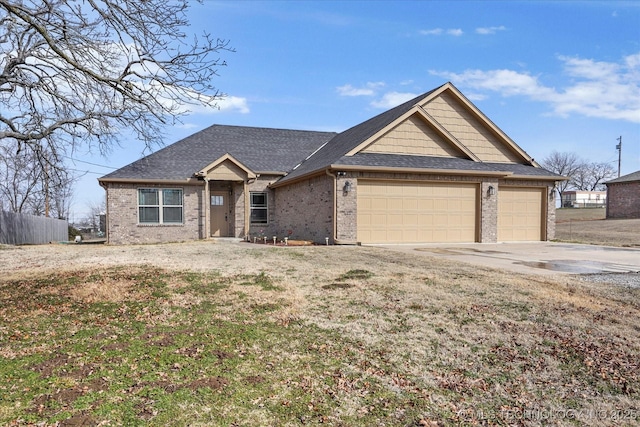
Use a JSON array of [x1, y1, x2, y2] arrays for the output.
[[210, 191, 229, 237]]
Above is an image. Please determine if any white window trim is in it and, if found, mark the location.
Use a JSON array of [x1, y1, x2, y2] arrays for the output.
[[138, 188, 184, 225]]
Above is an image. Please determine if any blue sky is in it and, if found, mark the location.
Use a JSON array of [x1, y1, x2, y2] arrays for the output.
[[68, 0, 640, 220]]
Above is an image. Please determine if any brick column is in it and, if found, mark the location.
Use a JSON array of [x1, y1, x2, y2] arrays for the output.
[[335, 174, 358, 244], [480, 180, 498, 243]]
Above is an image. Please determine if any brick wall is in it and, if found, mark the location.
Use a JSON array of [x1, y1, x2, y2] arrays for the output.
[[480, 180, 499, 243], [105, 182, 203, 245], [245, 177, 278, 241], [273, 174, 334, 244], [607, 181, 640, 219]]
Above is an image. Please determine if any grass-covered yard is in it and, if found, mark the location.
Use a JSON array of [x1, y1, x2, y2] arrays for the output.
[[1, 242, 638, 426]]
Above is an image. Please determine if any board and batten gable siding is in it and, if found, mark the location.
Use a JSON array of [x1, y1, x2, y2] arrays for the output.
[[423, 91, 523, 163], [362, 114, 464, 158], [206, 159, 248, 181], [105, 182, 203, 244]]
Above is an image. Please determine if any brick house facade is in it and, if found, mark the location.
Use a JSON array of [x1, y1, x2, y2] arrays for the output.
[[606, 171, 640, 219], [99, 82, 563, 245]]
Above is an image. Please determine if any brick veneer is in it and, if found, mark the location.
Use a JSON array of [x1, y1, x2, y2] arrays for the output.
[[272, 174, 334, 243], [104, 174, 556, 245], [607, 181, 640, 219], [104, 182, 203, 245]]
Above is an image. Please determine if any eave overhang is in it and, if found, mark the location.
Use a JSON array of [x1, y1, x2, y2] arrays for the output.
[[195, 153, 257, 180], [98, 177, 201, 188]]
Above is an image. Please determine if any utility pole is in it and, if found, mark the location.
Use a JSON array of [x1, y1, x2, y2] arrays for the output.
[[616, 136, 622, 178]]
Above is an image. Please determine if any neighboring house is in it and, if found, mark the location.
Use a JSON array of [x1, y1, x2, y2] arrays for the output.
[[605, 170, 640, 219], [561, 191, 606, 208], [99, 82, 564, 245]]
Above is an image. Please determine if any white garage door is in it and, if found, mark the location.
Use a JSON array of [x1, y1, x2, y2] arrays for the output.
[[498, 187, 544, 241], [357, 180, 478, 244]]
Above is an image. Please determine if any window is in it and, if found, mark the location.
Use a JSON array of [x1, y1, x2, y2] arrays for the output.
[[210, 195, 224, 206], [138, 188, 183, 224], [250, 192, 268, 224]]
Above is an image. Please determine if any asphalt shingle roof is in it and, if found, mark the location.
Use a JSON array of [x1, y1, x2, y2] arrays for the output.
[[101, 83, 561, 184], [278, 89, 436, 183], [100, 125, 337, 180], [606, 170, 640, 184], [331, 154, 560, 177]]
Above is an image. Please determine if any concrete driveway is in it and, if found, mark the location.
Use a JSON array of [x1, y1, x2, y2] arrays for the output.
[[374, 242, 640, 276]]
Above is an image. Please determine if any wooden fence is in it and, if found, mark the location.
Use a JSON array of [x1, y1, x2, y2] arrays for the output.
[[0, 211, 68, 245]]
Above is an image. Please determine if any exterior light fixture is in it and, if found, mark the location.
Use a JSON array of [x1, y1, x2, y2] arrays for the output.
[[487, 185, 496, 197], [343, 181, 352, 193]]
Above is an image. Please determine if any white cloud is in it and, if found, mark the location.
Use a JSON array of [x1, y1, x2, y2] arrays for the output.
[[419, 28, 443, 36], [371, 92, 418, 109], [180, 94, 250, 115], [476, 25, 506, 35], [420, 28, 464, 36], [430, 52, 640, 123], [337, 82, 385, 97], [217, 95, 250, 113]]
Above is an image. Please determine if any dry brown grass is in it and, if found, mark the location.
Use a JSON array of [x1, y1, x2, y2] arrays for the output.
[[1, 242, 639, 425], [555, 208, 640, 247]]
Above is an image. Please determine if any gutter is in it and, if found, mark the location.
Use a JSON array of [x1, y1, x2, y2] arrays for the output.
[[98, 177, 202, 185], [330, 164, 511, 177], [504, 174, 568, 181]]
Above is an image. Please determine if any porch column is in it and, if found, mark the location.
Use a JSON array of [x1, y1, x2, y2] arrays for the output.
[[204, 178, 210, 238], [244, 180, 250, 238]]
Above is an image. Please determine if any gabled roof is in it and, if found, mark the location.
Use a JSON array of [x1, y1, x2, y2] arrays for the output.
[[606, 170, 640, 184], [275, 89, 439, 185], [198, 153, 257, 179], [99, 125, 337, 182], [100, 82, 561, 186]]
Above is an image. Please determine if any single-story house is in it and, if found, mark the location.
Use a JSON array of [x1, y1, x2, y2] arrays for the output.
[[605, 170, 640, 219], [561, 190, 606, 208], [98, 82, 564, 245]]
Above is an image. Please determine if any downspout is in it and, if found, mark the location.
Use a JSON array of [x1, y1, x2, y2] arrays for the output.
[[325, 169, 337, 244]]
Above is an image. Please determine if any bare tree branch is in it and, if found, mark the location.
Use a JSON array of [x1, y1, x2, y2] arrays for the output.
[[0, 0, 231, 215]]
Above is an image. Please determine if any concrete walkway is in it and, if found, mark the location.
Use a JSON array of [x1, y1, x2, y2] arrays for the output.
[[374, 242, 640, 276]]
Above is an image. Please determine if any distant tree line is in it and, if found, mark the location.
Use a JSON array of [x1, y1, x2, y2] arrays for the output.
[[541, 151, 617, 199]]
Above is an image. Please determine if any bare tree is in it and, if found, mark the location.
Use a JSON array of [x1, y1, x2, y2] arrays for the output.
[[540, 151, 582, 198], [0, 139, 44, 212], [571, 161, 616, 191], [81, 198, 106, 235], [0, 0, 232, 189], [0, 139, 76, 217]]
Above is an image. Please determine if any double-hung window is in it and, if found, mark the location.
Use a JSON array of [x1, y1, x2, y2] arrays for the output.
[[138, 188, 183, 224], [250, 192, 268, 224]]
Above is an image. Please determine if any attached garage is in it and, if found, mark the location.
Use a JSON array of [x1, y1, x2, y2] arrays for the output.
[[497, 187, 545, 241], [357, 180, 478, 244]]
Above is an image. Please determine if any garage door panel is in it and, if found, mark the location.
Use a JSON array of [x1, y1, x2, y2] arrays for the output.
[[357, 180, 478, 244], [498, 187, 543, 241]]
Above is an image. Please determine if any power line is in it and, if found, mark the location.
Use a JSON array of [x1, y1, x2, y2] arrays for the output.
[[63, 155, 118, 170], [67, 168, 108, 175]]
